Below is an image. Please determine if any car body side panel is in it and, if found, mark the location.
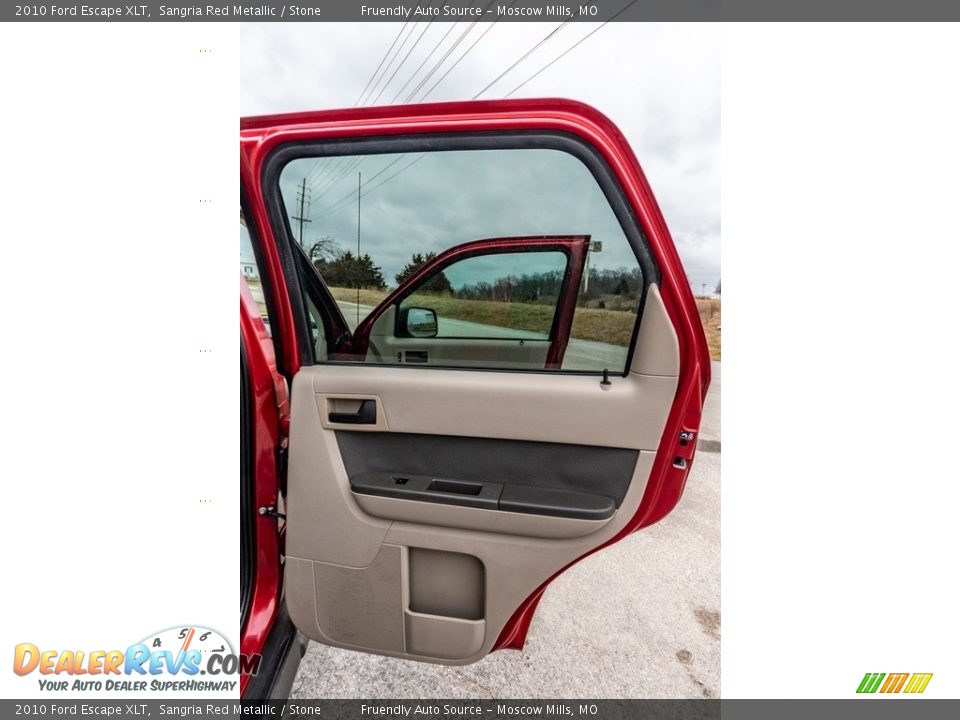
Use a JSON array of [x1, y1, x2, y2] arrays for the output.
[[239, 279, 285, 694], [241, 99, 710, 655]]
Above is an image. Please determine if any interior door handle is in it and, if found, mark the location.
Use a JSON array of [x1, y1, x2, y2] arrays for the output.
[[328, 399, 377, 425]]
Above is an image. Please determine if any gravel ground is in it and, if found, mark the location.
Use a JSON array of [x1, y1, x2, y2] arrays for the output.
[[292, 362, 721, 699]]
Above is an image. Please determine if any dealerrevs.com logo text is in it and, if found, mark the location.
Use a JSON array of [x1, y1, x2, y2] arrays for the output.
[[13, 626, 260, 693]]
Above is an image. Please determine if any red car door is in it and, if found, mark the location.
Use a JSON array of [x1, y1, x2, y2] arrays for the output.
[[240, 99, 710, 681]]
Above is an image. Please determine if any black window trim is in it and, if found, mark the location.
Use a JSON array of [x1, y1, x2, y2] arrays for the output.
[[260, 130, 660, 377], [240, 342, 254, 633]]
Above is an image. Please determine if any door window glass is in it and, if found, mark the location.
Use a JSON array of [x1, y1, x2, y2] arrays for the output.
[[278, 145, 644, 373], [399, 250, 566, 340]]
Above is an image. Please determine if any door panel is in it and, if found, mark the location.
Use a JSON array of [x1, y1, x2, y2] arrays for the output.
[[366, 306, 553, 369], [284, 285, 679, 663], [243, 99, 710, 666], [350, 488, 613, 540], [337, 432, 638, 508]]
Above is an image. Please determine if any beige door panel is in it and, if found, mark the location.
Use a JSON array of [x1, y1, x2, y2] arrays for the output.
[[367, 304, 552, 369], [286, 453, 658, 664], [288, 368, 673, 567], [630, 285, 681, 377], [285, 284, 680, 663], [373, 337, 551, 370], [404, 610, 486, 660], [307, 368, 678, 450]]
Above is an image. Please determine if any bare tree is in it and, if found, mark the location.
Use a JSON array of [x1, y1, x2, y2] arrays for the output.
[[308, 236, 341, 263]]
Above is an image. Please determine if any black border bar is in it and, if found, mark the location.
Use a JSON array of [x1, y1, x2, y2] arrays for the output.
[[2, 699, 959, 719], [8, 1, 960, 22]]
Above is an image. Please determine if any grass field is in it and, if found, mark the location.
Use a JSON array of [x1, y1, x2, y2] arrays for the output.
[[248, 279, 721, 360], [329, 286, 389, 309], [329, 286, 637, 345], [328, 286, 722, 359], [697, 297, 721, 360]]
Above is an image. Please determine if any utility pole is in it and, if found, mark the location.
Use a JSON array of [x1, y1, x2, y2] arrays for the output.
[[356, 171, 361, 326], [702, 283, 707, 297], [584, 241, 602, 293], [292, 178, 312, 247], [584, 250, 590, 293]]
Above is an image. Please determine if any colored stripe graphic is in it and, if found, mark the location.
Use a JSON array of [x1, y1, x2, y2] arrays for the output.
[[857, 672, 932, 694], [903, 673, 933, 694], [880, 673, 909, 693], [857, 673, 885, 693]]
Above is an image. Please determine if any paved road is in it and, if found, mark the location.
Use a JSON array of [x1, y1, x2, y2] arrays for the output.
[[336, 300, 629, 370], [337, 300, 547, 339], [290, 361, 721, 699]]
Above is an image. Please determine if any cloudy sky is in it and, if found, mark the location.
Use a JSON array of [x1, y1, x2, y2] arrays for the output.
[[239, 22, 719, 293]]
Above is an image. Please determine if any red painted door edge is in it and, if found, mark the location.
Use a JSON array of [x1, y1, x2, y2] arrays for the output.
[[239, 279, 286, 695], [240, 98, 712, 658]]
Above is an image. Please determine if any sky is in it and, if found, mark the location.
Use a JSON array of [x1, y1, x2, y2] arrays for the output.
[[238, 21, 720, 294], [277, 146, 638, 287]]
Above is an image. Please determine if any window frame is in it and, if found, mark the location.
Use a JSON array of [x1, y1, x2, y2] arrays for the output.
[[396, 246, 569, 342], [240, 198, 285, 362], [261, 131, 660, 376]]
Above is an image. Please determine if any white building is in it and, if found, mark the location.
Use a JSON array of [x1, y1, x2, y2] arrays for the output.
[[241, 258, 258, 278]]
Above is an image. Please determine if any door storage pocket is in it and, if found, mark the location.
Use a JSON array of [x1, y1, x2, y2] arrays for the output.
[[404, 610, 485, 660], [408, 548, 484, 620]]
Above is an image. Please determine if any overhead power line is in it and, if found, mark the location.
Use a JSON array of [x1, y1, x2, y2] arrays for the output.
[[308, 1, 503, 213], [505, 1, 641, 97], [298, 16, 422, 187], [313, 152, 410, 217], [472, 21, 571, 99], [312, 156, 365, 202], [306, 155, 347, 187], [409, 0, 506, 103], [368, 3, 435, 106], [354, 21, 408, 107], [389, 2, 472, 105], [357, 9, 421, 106], [312, 5, 437, 197], [315, 154, 429, 221], [313, 10, 620, 218]]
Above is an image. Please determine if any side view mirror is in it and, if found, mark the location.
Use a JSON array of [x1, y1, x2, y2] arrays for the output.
[[399, 306, 438, 338]]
